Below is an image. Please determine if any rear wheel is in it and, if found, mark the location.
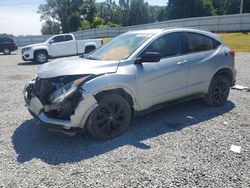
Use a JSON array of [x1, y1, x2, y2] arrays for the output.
[[205, 75, 230, 107], [85, 45, 96, 54], [86, 93, 131, 140], [34, 51, 48, 64], [3, 48, 11, 55]]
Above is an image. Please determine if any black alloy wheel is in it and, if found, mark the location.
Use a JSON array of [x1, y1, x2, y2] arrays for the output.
[[205, 75, 230, 106], [87, 93, 131, 140]]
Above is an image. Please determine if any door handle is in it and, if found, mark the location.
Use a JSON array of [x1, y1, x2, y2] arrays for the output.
[[177, 60, 188, 65]]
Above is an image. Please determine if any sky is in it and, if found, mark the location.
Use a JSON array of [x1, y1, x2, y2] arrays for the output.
[[0, 0, 167, 36]]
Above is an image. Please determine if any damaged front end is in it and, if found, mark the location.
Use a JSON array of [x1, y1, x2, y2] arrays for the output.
[[24, 75, 98, 129]]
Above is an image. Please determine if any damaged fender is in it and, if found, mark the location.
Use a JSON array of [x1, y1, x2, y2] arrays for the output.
[[70, 91, 98, 128], [27, 90, 98, 129]]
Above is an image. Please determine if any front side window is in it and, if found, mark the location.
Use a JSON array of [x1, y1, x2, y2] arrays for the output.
[[87, 33, 153, 61], [52, 36, 65, 43], [142, 32, 182, 58], [186, 32, 214, 53]]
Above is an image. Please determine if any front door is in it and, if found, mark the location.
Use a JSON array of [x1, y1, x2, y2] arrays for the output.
[[135, 32, 188, 110]]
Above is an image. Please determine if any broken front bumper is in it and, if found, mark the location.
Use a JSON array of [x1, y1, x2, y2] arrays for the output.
[[24, 90, 98, 129]]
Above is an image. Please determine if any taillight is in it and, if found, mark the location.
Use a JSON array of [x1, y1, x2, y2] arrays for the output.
[[229, 50, 235, 56]]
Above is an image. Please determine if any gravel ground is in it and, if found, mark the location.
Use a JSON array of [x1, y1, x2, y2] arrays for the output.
[[0, 51, 249, 187]]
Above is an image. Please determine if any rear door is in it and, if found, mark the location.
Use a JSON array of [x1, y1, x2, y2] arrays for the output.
[[135, 32, 189, 110], [181, 32, 222, 95]]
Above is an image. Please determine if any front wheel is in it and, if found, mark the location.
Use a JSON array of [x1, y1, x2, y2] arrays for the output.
[[86, 93, 132, 140], [205, 75, 230, 107], [34, 51, 48, 64], [3, 48, 11, 55]]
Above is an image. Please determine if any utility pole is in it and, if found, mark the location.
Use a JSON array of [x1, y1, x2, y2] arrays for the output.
[[240, 0, 244, 14]]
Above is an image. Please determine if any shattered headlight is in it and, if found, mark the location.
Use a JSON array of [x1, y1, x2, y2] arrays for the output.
[[23, 77, 36, 95], [49, 76, 90, 104]]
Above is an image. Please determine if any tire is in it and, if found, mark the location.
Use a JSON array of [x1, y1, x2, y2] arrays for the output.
[[3, 48, 11, 55], [34, 51, 48, 64], [86, 93, 132, 140], [205, 75, 230, 107], [85, 45, 96, 54]]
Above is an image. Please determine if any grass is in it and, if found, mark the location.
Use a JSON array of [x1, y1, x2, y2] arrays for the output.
[[219, 32, 250, 52], [103, 32, 250, 52], [103, 37, 112, 44]]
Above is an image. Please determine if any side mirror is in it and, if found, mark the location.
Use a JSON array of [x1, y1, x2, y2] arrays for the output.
[[49, 39, 54, 44], [136, 52, 161, 64]]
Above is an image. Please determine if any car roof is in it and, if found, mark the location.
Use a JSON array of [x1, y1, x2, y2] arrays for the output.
[[126, 29, 165, 35], [0, 36, 12, 39], [125, 28, 221, 42]]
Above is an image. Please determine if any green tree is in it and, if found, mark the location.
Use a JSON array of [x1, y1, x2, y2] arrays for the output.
[[78, 19, 91, 30], [38, 0, 84, 33], [41, 20, 61, 35], [167, 0, 215, 19], [92, 16, 105, 28], [244, 0, 250, 13], [119, 0, 130, 25], [81, 0, 97, 23], [128, 0, 151, 25], [38, 0, 97, 33], [97, 0, 123, 25], [212, 0, 250, 15], [67, 13, 81, 32], [211, 0, 226, 15], [149, 6, 167, 22]]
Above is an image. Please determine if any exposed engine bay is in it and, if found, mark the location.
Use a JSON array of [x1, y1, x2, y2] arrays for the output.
[[25, 75, 89, 120]]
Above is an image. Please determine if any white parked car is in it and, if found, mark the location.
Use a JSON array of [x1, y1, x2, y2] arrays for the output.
[[21, 33, 103, 63]]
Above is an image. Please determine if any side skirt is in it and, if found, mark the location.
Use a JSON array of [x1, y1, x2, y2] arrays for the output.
[[134, 94, 206, 117]]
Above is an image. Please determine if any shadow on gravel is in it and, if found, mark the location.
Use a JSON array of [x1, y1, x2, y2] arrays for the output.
[[12, 100, 235, 165], [17, 62, 38, 66], [0, 53, 17, 56]]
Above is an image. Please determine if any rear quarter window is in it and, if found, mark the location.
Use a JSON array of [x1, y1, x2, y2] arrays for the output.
[[65, 35, 73, 41], [185, 32, 216, 53], [213, 39, 222, 49]]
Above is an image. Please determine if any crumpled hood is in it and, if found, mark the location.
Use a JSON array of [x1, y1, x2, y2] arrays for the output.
[[37, 56, 120, 78]]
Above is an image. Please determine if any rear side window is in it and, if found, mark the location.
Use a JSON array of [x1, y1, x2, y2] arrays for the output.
[[185, 32, 215, 53], [52, 36, 65, 43], [65, 35, 73, 41], [144, 32, 182, 58]]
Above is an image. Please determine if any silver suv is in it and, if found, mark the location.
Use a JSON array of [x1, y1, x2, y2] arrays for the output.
[[24, 28, 236, 140]]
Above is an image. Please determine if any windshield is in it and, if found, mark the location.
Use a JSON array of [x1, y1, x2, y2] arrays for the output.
[[87, 33, 153, 61]]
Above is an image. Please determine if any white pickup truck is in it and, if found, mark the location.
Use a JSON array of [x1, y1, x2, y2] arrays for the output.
[[21, 33, 103, 63]]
